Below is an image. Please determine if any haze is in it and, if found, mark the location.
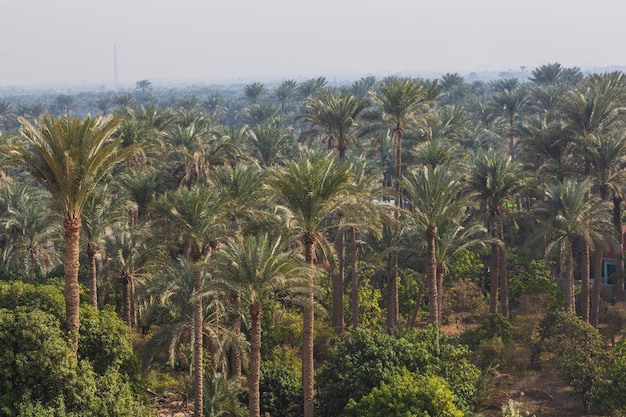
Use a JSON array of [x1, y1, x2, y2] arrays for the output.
[[2, 0, 626, 87]]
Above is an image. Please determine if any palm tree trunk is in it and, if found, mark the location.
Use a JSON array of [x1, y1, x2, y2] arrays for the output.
[[349, 227, 359, 329], [581, 240, 591, 322], [64, 217, 82, 357], [566, 242, 575, 313], [436, 263, 445, 325], [427, 227, 439, 326], [249, 303, 262, 417], [591, 250, 603, 327], [303, 236, 315, 417], [614, 196, 625, 302], [231, 291, 242, 379], [87, 243, 98, 308], [386, 253, 399, 334], [193, 264, 204, 417], [489, 241, 499, 314], [332, 229, 345, 335], [498, 217, 509, 318], [122, 274, 132, 327]]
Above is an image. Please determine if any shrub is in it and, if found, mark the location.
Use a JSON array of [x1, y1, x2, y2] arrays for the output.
[[344, 370, 464, 417]]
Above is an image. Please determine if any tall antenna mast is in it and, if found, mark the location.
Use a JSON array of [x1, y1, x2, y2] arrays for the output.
[[113, 45, 118, 89]]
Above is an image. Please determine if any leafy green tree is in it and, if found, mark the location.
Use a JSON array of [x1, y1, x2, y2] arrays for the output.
[[344, 370, 464, 417], [540, 311, 608, 414], [7, 114, 136, 355]]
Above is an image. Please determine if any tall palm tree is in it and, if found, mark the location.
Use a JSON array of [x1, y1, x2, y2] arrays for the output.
[[7, 114, 136, 355], [533, 180, 614, 313], [370, 77, 437, 210], [267, 151, 353, 417], [301, 92, 369, 159], [402, 165, 470, 326], [81, 184, 131, 308], [580, 132, 626, 315], [243, 82, 266, 105], [247, 121, 295, 167], [274, 79, 298, 113], [300, 91, 369, 334], [150, 185, 227, 417], [468, 150, 527, 317], [214, 234, 310, 417]]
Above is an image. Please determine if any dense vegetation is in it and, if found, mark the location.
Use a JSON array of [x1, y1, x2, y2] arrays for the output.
[[2, 64, 626, 416]]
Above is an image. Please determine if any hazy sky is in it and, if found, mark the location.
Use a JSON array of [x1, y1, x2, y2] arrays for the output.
[[2, 0, 626, 86]]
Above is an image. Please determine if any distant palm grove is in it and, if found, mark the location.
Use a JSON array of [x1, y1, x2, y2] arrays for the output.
[[2, 63, 626, 417]]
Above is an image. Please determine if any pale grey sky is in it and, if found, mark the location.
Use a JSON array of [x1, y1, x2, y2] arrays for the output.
[[2, 0, 626, 86]]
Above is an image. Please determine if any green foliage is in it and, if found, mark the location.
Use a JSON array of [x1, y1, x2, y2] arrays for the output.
[[203, 371, 246, 417], [79, 305, 136, 375], [447, 249, 485, 285], [462, 314, 513, 347], [259, 360, 303, 417], [508, 260, 562, 310], [316, 327, 480, 417], [540, 311, 607, 413], [344, 370, 464, 417], [594, 340, 626, 416], [398, 268, 422, 323], [0, 308, 76, 414], [0, 281, 152, 416]]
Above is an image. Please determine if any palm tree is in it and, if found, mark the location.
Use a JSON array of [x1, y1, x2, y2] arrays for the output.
[[267, 150, 353, 417], [243, 82, 266, 105], [7, 114, 136, 355], [580, 132, 626, 315], [248, 121, 295, 167], [53, 94, 76, 116], [150, 185, 227, 417], [214, 234, 310, 417], [301, 92, 369, 159], [274, 79, 298, 112], [468, 150, 527, 317], [402, 165, 470, 326], [1, 183, 60, 280], [81, 185, 131, 308], [533, 180, 614, 313], [370, 77, 437, 210]]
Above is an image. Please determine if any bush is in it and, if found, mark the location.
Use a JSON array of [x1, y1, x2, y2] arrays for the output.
[[595, 340, 626, 416], [344, 370, 464, 417], [539, 311, 607, 414]]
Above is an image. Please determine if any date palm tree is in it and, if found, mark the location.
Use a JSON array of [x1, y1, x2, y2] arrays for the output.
[[402, 165, 471, 326], [533, 180, 614, 313], [150, 185, 227, 417], [468, 150, 527, 317], [267, 150, 353, 417], [7, 114, 136, 355], [243, 82, 266, 105], [214, 234, 311, 417]]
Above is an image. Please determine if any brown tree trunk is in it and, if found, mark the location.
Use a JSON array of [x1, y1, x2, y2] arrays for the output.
[[122, 274, 132, 327], [427, 227, 439, 326], [436, 263, 445, 325], [86, 243, 98, 308], [614, 196, 625, 302], [498, 217, 509, 318], [581, 240, 590, 322], [302, 235, 315, 417], [249, 303, 262, 417], [566, 242, 575, 313], [64, 217, 82, 357], [349, 227, 359, 329], [386, 254, 399, 334], [231, 292, 242, 379], [192, 263, 204, 417], [332, 229, 345, 335], [489, 241, 499, 314], [591, 250, 603, 327]]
